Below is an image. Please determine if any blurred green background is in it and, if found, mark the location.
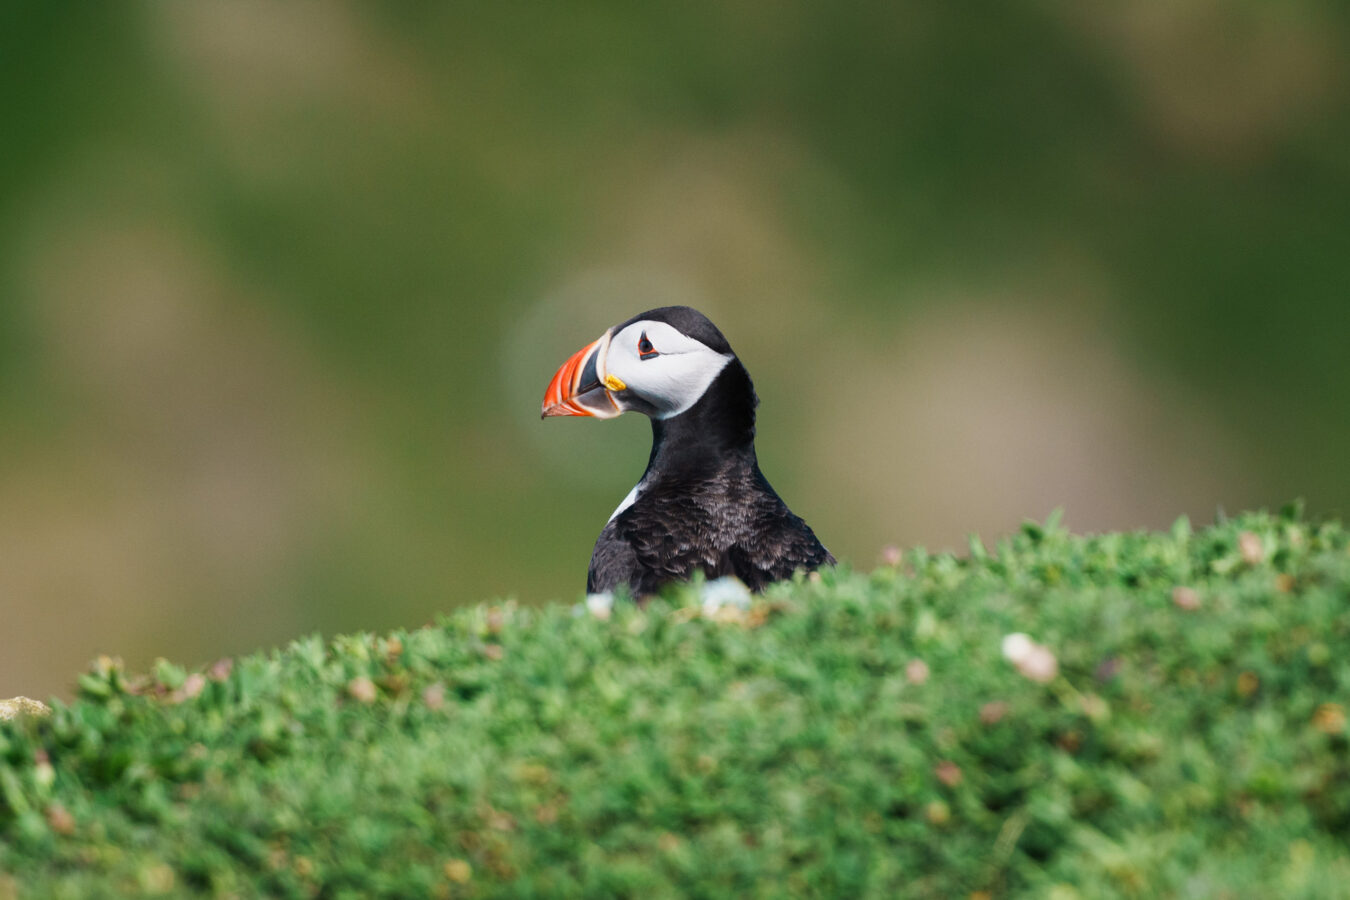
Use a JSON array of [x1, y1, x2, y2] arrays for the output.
[[2, 2, 1348, 698]]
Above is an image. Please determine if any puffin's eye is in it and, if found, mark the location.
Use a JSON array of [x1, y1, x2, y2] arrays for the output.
[[638, 331, 659, 360]]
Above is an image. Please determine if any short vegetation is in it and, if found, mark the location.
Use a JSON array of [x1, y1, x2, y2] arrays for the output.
[[2, 508, 1349, 898]]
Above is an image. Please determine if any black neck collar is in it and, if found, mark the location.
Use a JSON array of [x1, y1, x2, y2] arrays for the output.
[[644, 358, 758, 481]]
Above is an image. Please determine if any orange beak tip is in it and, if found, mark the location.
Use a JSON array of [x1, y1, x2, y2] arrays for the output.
[[541, 336, 610, 419]]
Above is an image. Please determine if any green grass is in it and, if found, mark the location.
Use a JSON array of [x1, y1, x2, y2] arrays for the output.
[[3, 508, 1350, 898]]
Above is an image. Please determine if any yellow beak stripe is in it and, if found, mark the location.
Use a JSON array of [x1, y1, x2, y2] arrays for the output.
[[604, 374, 627, 391]]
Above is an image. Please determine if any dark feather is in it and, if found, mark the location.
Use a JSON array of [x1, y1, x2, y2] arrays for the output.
[[587, 464, 833, 595], [586, 341, 833, 596]]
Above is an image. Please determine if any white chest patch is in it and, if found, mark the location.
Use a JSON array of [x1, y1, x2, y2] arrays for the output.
[[607, 482, 642, 523]]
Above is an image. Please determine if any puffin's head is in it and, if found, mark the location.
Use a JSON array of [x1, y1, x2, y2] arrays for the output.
[[542, 306, 736, 420]]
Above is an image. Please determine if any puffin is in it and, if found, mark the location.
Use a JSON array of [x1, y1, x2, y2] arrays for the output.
[[541, 306, 833, 596]]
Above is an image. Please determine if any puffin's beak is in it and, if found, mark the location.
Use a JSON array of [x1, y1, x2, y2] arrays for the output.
[[541, 331, 622, 419]]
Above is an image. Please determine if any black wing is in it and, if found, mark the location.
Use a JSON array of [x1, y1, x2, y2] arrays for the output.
[[586, 519, 640, 594], [588, 473, 833, 597], [724, 493, 834, 591]]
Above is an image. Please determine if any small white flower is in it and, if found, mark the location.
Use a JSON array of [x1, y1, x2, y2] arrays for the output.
[[1238, 531, 1265, 565], [585, 592, 615, 620], [700, 577, 752, 616], [1002, 632, 1059, 683], [1018, 645, 1059, 683], [1001, 632, 1035, 664], [1172, 586, 1201, 610]]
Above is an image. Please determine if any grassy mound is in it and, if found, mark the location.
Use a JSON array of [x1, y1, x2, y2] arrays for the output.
[[3, 509, 1349, 898]]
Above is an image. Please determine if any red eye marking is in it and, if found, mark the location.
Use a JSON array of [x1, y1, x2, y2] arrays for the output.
[[638, 331, 659, 360]]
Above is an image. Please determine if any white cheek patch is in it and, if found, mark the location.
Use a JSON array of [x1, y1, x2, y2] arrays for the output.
[[633, 350, 733, 418], [606, 321, 732, 418]]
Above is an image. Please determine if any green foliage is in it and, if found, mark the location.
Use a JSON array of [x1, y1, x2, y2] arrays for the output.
[[3, 510, 1350, 898]]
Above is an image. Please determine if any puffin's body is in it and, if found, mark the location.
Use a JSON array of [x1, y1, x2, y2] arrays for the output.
[[542, 306, 833, 596]]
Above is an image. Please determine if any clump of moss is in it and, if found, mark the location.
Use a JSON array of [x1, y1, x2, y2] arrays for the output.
[[2, 508, 1348, 898]]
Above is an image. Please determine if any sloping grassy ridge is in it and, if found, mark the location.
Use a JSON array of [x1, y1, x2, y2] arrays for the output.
[[3, 509, 1350, 898]]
